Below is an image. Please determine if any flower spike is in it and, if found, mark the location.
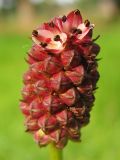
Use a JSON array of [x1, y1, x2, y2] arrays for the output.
[[20, 9, 100, 149]]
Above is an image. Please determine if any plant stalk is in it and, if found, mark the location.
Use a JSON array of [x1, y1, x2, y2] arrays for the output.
[[49, 143, 63, 160]]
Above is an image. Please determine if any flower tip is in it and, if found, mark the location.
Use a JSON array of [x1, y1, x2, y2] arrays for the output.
[[91, 24, 95, 28], [32, 30, 38, 37], [74, 9, 81, 15]]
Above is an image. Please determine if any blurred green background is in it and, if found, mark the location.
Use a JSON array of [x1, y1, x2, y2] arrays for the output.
[[0, 0, 120, 160]]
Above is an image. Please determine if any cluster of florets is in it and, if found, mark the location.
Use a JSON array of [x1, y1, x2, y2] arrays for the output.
[[20, 9, 100, 149]]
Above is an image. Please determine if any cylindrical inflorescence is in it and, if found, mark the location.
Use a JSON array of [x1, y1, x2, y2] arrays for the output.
[[20, 9, 100, 149]]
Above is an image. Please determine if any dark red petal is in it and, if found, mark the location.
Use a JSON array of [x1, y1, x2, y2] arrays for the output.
[[67, 9, 82, 28], [70, 104, 86, 118], [56, 110, 67, 125], [31, 56, 62, 75], [25, 116, 39, 131], [47, 57, 63, 74], [53, 17, 63, 32], [29, 44, 48, 61], [68, 128, 80, 141], [62, 9, 82, 33], [22, 84, 36, 102], [50, 72, 72, 93], [32, 29, 53, 44], [65, 65, 84, 85], [20, 101, 30, 116], [34, 130, 50, 146], [23, 70, 44, 85], [77, 83, 93, 94], [38, 114, 48, 130], [56, 129, 68, 148], [45, 116, 59, 133], [50, 96, 65, 114], [30, 99, 47, 118], [49, 130, 60, 142], [59, 88, 79, 106], [50, 72, 62, 91], [43, 22, 61, 34], [42, 95, 52, 111], [61, 50, 74, 68], [34, 79, 50, 97], [31, 61, 48, 74], [90, 43, 100, 56]]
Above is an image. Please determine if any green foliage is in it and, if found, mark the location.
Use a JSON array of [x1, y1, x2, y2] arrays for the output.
[[0, 22, 120, 160]]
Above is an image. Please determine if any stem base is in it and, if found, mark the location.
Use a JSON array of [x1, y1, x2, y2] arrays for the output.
[[49, 143, 63, 160]]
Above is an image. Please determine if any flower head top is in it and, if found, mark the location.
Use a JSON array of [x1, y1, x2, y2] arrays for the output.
[[32, 9, 94, 54]]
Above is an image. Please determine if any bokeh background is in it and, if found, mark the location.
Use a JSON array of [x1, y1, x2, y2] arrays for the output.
[[0, 0, 120, 160]]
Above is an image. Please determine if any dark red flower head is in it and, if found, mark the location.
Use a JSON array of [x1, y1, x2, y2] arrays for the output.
[[20, 9, 100, 149]]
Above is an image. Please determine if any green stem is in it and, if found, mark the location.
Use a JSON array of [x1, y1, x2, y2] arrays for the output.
[[49, 143, 63, 160]]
